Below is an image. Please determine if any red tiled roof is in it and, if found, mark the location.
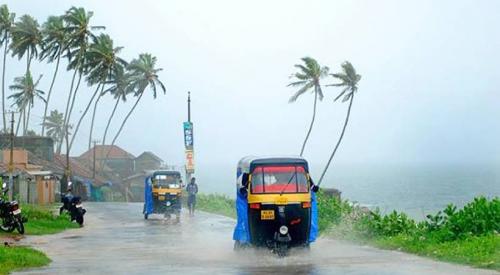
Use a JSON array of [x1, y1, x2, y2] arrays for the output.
[[79, 145, 135, 161], [53, 155, 107, 185]]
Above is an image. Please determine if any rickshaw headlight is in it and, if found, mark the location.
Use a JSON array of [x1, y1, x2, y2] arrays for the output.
[[166, 201, 172, 206], [279, 225, 288, 235]]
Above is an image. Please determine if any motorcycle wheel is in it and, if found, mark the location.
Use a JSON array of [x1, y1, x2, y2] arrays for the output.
[[15, 216, 24, 234], [76, 214, 84, 226], [0, 219, 13, 232]]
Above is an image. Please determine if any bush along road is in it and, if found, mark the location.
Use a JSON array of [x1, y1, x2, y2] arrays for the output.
[[196, 193, 500, 271]]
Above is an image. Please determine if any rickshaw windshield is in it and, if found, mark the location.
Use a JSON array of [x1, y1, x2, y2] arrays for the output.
[[153, 174, 181, 189], [251, 165, 308, 194]]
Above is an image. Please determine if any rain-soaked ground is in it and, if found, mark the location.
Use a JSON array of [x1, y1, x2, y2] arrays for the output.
[[15, 203, 497, 275]]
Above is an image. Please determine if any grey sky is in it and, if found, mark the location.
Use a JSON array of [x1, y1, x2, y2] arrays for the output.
[[4, 0, 500, 175]]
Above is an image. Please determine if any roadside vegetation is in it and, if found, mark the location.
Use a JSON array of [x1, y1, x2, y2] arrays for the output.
[[21, 204, 79, 235], [0, 246, 50, 275], [197, 192, 499, 270], [195, 193, 236, 218]]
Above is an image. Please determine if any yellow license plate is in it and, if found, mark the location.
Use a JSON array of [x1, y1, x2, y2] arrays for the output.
[[158, 196, 165, 201], [261, 210, 275, 220], [275, 197, 288, 205]]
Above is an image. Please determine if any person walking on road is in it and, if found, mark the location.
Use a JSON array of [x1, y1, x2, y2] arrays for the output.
[[186, 177, 199, 216]]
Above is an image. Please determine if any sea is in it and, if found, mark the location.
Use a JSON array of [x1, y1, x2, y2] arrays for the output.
[[196, 162, 500, 220]]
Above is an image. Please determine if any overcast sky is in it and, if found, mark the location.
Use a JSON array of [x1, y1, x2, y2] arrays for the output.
[[4, 0, 500, 176]]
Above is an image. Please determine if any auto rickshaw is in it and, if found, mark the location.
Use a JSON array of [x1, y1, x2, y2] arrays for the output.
[[233, 156, 318, 256], [143, 170, 183, 221]]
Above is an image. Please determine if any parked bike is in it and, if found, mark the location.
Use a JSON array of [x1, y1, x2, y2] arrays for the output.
[[60, 183, 86, 226], [0, 182, 26, 234]]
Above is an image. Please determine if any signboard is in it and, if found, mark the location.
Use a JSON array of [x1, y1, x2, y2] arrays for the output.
[[185, 149, 195, 173], [183, 122, 194, 149]]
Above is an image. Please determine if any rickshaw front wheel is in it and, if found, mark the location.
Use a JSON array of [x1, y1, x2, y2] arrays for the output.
[[144, 213, 148, 220]]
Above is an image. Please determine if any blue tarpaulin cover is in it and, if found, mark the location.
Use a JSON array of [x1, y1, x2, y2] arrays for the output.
[[233, 190, 319, 243], [233, 190, 251, 243], [144, 176, 153, 215], [309, 191, 318, 242]]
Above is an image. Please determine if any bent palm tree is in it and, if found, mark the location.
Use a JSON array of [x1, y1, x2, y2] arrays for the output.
[[40, 15, 68, 136], [288, 57, 329, 156], [10, 14, 41, 72], [42, 110, 71, 152], [8, 72, 45, 135], [61, 6, 104, 148], [101, 65, 131, 146], [0, 5, 15, 132], [68, 33, 126, 151], [107, 53, 165, 154], [317, 61, 361, 186]]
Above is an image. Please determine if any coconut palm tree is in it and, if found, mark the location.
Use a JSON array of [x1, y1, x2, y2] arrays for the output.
[[61, 7, 104, 140], [317, 61, 361, 186], [40, 15, 69, 136], [10, 14, 41, 72], [100, 65, 131, 146], [68, 33, 126, 151], [107, 53, 165, 152], [0, 5, 15, 133], [42, 109, 72, 153], [288, 57, 329, 156], [8, 72, 45, 135]]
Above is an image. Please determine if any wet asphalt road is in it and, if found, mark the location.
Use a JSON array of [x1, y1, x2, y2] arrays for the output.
[[15, 203, 497, 275]]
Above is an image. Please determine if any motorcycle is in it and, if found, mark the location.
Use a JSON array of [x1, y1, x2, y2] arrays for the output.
[[0, 182, 26, 234], [60, 193, 86, 226], [59, 182, 86, 226]]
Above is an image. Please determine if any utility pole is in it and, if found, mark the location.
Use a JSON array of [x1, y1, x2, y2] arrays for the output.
[[92, 139, 100, 181], [188, 91, 191, 123], [8, 111, 14, 200]]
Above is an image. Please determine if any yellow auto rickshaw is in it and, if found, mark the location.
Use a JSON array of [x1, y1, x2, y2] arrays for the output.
[[233, 156, 318, 256], [143, 170, 183, 221]]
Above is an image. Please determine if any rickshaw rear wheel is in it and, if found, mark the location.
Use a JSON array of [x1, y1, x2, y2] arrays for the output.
[[274, 243, 289, 257]]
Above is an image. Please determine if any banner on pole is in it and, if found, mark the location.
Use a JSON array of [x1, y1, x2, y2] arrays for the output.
[[183, 122, 194, 149], [185, 149, 195, 173]]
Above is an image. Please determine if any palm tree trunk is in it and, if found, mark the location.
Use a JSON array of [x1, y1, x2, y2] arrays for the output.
[[2, 36, 9, 133], [317, 94, 354, 186], [60, 68, 78, 153], [41, 54, 61, 136], [25, 105, 31, 134], [88, 84, 105, 151], [26, 48, 30, 73], [299, 87, 318, 156], [68, 83, 102, 151], [65, 72, 83, 128], [15, 109, 23, 136], [101, 96, 120, 146], [22, 108, 26, 136], [107, 92, 144, 157]]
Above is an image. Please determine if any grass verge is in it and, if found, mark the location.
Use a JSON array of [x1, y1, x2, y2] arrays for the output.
[[196, 193, 236, 218], [20, 204, 80, 235], [0, 246, 50, 275], [195, 192, 499, 270]]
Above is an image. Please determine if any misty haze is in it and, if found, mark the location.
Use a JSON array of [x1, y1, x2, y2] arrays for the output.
[[0, 1, 498, 274]]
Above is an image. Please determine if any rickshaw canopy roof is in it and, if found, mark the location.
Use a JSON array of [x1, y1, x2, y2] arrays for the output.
[[237, 156, 309, 174]]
